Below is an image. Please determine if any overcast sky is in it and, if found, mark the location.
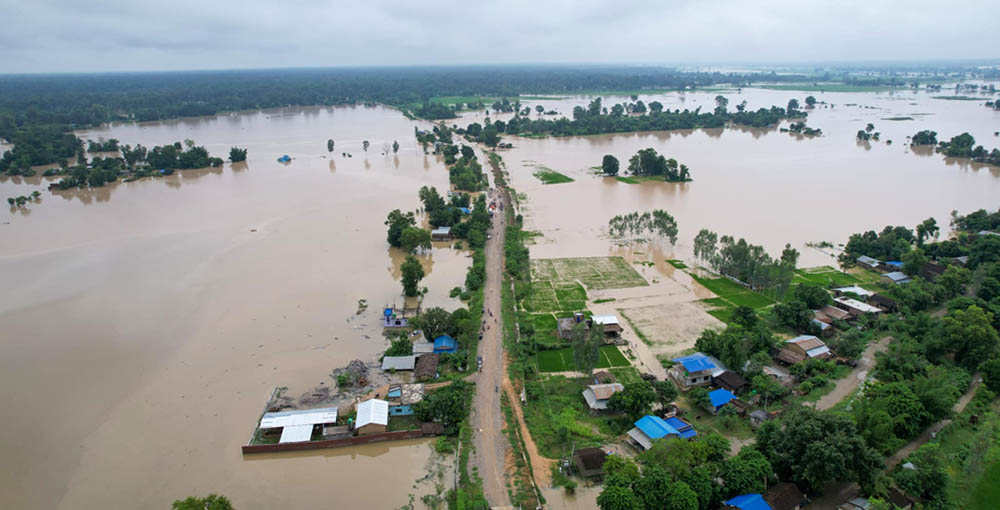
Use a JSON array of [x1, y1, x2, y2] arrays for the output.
[[1, 0, 997, 73]]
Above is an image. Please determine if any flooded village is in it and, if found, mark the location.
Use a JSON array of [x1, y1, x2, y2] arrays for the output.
[[3, 76, 1000, 510]]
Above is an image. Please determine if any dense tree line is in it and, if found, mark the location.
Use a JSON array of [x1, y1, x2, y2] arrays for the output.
[[86, 138, 119, 152], [626, 148, 691, 181], [935, 132, 1000, 166], [607, 210, 679, 244], [693, 229, 799, 298]]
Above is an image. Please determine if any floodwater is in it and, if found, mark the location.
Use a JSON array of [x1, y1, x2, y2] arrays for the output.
[[471, 86, 1000, 267], [1, 87, 999, 510], [0, 105, 465, 509]]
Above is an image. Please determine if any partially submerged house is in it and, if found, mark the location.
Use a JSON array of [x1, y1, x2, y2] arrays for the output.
[[414, 353, 440, 381], [764, 483, 804, 510], [882, 271, 912, 285], [381, 355, 416, 371], [572, 447, 608, 479], [430, 226, 452, 241], [258, 406, 339, 444], [833, 296, 882, 318], [582, 383, 625, 411], [713, 370, 749, 394], [355, 398, 389, 435], [856, 255, 880, 270], [382, 307, 409, 328], [724, 493, 772, 510], [627, 415, 697, 450], [433, 335, 458, 354], [708, 388, 736, 414], [670, 353, 719, 388]]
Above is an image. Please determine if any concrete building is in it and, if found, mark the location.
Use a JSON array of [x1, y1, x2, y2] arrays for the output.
[[670, 353, 719, 388]]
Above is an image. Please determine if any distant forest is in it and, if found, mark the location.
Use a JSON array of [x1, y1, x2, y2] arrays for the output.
[[1, 64, 998, 174]]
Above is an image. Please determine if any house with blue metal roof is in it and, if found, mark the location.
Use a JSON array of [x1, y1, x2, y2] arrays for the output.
[[670, 353, 719, 388], [433, 335, 458, 354], [708, 388, 736, 413], [626, 414, 696, 450], [724, 493, 772, 510]]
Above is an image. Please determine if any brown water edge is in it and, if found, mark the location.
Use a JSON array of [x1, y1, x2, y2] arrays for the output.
[[0, 105, 467, 509]]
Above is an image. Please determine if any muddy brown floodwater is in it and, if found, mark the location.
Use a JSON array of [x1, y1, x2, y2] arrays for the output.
[[0, 87, 998, 510], [0, 105, 467, 509]]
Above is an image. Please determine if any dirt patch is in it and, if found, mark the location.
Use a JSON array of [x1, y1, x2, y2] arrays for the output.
[[619, 302, 725, 357]]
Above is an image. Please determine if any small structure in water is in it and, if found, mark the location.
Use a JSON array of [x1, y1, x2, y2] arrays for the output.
[[382, 306, 409, 328], [277, 155, 291, 163]]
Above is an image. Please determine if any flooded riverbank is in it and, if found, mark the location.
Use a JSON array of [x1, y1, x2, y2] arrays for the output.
[[0, 105, 466, 509]]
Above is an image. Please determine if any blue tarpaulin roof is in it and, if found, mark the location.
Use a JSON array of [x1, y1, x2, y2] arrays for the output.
[[634, 415, 679, 439], [886, 261, 903, 267], [724, 494, 771, 510], [459, 207, 471, 214], [673, 353, 716, 373], [709, 388, 735, 408], [433, 335, 457, 352], [665, 416, 697, 438]]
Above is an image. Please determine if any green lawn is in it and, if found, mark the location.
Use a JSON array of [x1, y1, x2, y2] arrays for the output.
[[533, 169, 575, 184], [690, 274, 776, 310], [666, 259, 688, 269], [969, 462, 1000, 510], [793, 266, 864, 287], [537, 345, 631, 372]]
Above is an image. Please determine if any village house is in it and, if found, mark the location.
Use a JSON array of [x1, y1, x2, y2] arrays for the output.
[[919, 262, 946, 281], [381, 355, 416, 371], [381, 307, 409, 328], [414, 353, 440, 381], [817, 304, 851, 323], [832, 286, 874, 299], [582, 383, 625, 412], [724, 493, 771, 510], [626, 415, 697, 450], [882, 271, 912, 285], [557, 312, 623, 340], [430, 226, 452, 241], [713, 370, 749, 394], [258, 406, 340, 444], [354, 398, 389, 435], [572, 447, 608, 479], [811, 318, 833, 338], [833, 296, 883, 318], [776, 335, 831, 365], [591, 315, 624, 335], [764, 482, 805, 510], [708, 388, 736, 414], [855, 255, 880, 270], [433, 335, 458, 354], [385, 383, 424, 416], [412, 340, 435, 355], [868, 294, 898, 313], [670, 353, 720, 388]]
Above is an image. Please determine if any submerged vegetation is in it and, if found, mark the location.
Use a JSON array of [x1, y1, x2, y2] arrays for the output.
[[607, 210, 679, 244]]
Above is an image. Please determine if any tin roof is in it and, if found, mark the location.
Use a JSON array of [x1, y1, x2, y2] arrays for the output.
[[259, 407, 339, 429], [278, 424, 314, 444], [381, 355, 416, 371], [673, 353, 716, 373], [787, 335, 825, 351], [356, 399, 389, 428]]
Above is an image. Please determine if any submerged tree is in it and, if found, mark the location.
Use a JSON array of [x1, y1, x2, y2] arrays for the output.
[[602, 154, 620, 176], [228, 147, 247, 162], [392, 140, 399, 154], [362, 140, 370, 153], [327, 139, 334, 152], [401, 255, 425, 297], [608, 210, 678, 244]]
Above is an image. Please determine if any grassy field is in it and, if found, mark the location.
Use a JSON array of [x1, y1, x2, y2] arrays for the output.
[[792, 266, 866, 287], [521, 375, 630, 459], [691, 274, 776, 309], [521, 280, 588, 313], [537, 345, 631, 372], [533, 169, 575, 184], [969, 462, 1000, 510], [932, 95, 988, 101], [666, 259, 688, 269], [532, 257, 649, 291]]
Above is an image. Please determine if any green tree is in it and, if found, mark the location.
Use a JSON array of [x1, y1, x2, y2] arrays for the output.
[[915, 217, 940, 246], [787, 98, 800, 111], [980, 358, 1000, 393], [536, 105, 544, 115], [413, 381, 470, 435], [399, 226, 431, 253], [571, 321, 602, 376], [392, 140, 399, 154], [327, 139, 334, 152], [602, 154, 620, 176], [805, 95, 817, 107], [597, 485, 642, 510], [413, 307, 452, 342], [653, 380, 678, 406], [941, 305, 999, 370], [385, 209, 416, 247], [172, 494, 234, 510], [607, 381, 656, 420], [773, 300, 813, 330], [401, 255, 425, 297], [664, 481, 699, 510], [722, 448, 773, 498], [902, 248, 929, 277], [793, 284, 831, 309], [385, 337, 413, 357], [481, 125, 499, 147], [756, 406, 882, 492], [687, 387, 712, 411], [228, 147, 247, 162]]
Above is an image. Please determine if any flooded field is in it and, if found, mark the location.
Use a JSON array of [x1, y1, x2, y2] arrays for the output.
[[1, 86, 998, 509], [0, 105, 465, 509]]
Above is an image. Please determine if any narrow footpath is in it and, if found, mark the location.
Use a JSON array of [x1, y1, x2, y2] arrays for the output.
[[814, 336, 892, 411]]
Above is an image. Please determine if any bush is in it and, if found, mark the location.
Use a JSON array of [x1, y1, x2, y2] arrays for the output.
[[450, 287, 462, 298], [435, 436, 455, 454]]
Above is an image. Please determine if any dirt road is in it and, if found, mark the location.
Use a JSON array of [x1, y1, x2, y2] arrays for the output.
[[468, 174, 512, 507], [814, 336, 892, 411]]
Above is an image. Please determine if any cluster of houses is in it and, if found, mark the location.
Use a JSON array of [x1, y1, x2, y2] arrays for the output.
[[379, 333, 460, 382], [855, 254, 955, 288], [810, 284, 897, 338]]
